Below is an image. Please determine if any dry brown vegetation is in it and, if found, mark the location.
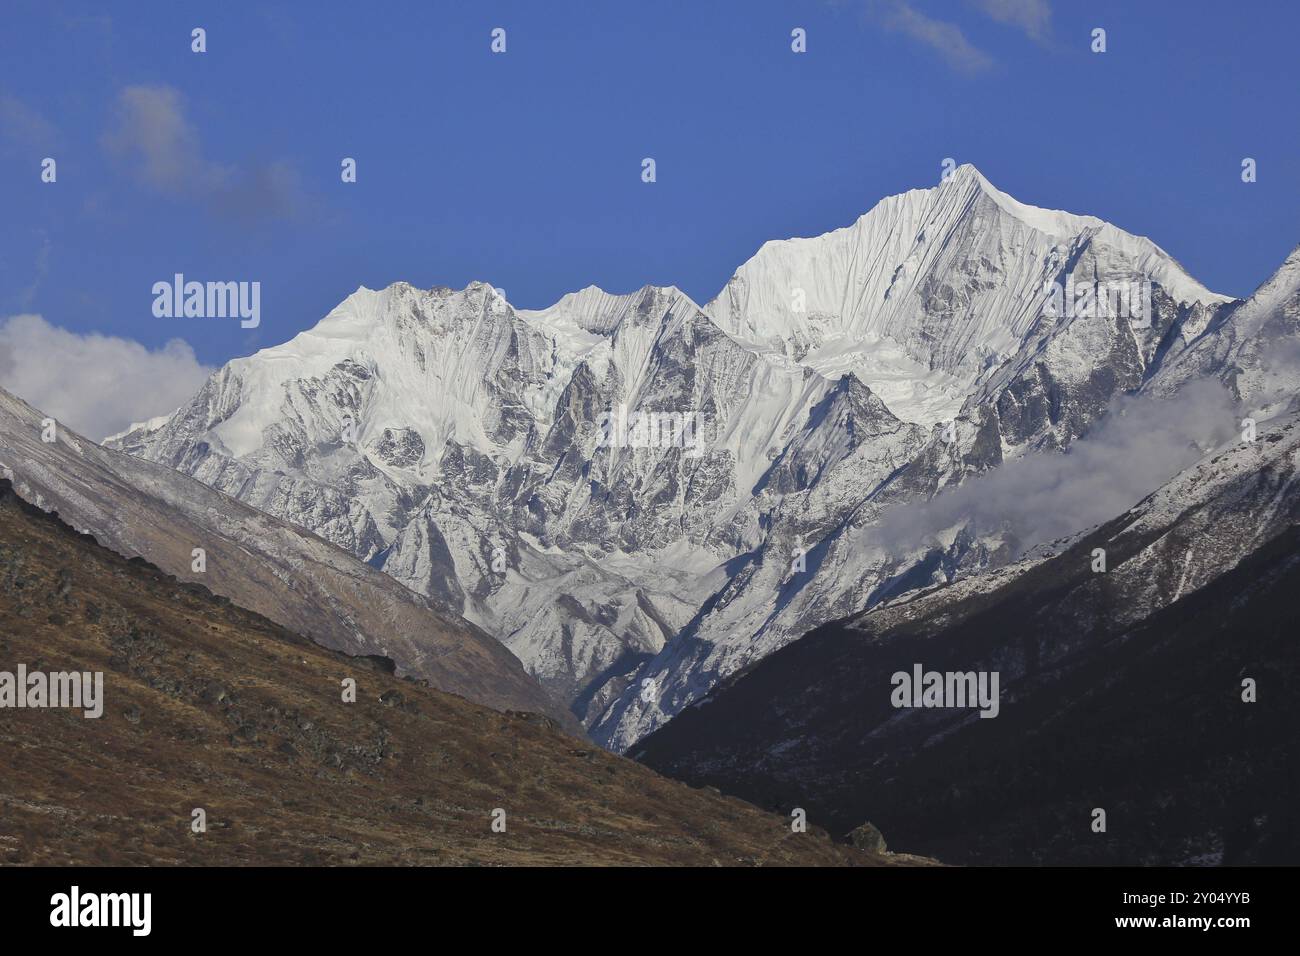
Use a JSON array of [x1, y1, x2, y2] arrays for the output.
[[0, 481, 932, 866]]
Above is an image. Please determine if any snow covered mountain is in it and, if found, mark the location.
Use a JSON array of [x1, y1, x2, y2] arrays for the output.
[[707, 165, 1224, 427], [594, 167, 1243, 749], [1146, 244, 1300, 417], [108, 165, 1245, 746]]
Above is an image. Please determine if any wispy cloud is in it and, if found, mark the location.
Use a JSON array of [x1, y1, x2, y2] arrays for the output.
[[0, 92, 58, 153], [0, 314, 211, 441], [213, 159, 310, 225], [101, 84, 309, 222], [969, 0, 1051, 41], [101, 85, 224, 194], [862, 0, 1052, 72], [18, 234, 52, 309], [873, 1, 995, 74]]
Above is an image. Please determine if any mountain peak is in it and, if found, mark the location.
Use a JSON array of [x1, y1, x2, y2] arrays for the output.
[[943, 161, 994, 188], [518, 283, 700, 337], [932, 163, 1108, 237], [702, 167, 1229, 427], [1252, 242, 1300, 304]]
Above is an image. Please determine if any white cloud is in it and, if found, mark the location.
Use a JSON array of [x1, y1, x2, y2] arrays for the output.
[[873, 379, 1239, 558], [0, 314, 211, 442]]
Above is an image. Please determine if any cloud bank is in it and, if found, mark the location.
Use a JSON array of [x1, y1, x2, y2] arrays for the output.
[[872, 378, 1239, 558], [0, 314, 211, 441]]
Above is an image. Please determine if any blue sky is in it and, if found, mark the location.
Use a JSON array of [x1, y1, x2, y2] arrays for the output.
[[1, 0, 1298, 435]]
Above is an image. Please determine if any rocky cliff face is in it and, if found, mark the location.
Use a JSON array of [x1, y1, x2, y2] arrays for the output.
[[106, 166, 1244, 746]]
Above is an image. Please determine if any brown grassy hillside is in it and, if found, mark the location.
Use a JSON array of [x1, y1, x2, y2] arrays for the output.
[[0, 480, 931, 866]]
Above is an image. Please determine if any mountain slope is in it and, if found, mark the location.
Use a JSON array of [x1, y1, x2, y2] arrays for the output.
[[0, 386, 578, 732], [633, 416, 1300, 864], [106, 167, 1233, 746], [0, 479, 929, 866], [1146, 244, 1300, 416]]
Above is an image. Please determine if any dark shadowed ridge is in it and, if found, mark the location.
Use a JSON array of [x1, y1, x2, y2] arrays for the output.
[[634, 419, 1300, 864]]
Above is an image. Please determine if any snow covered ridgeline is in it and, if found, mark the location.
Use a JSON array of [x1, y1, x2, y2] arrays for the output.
[[109, 165, 1252, 749]]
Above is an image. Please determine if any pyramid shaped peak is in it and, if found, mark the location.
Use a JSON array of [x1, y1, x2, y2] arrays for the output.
[[944, 162, 994, 187]]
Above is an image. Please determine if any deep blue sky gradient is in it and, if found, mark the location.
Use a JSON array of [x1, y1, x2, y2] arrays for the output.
[[2, 0, 1298, 365]]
